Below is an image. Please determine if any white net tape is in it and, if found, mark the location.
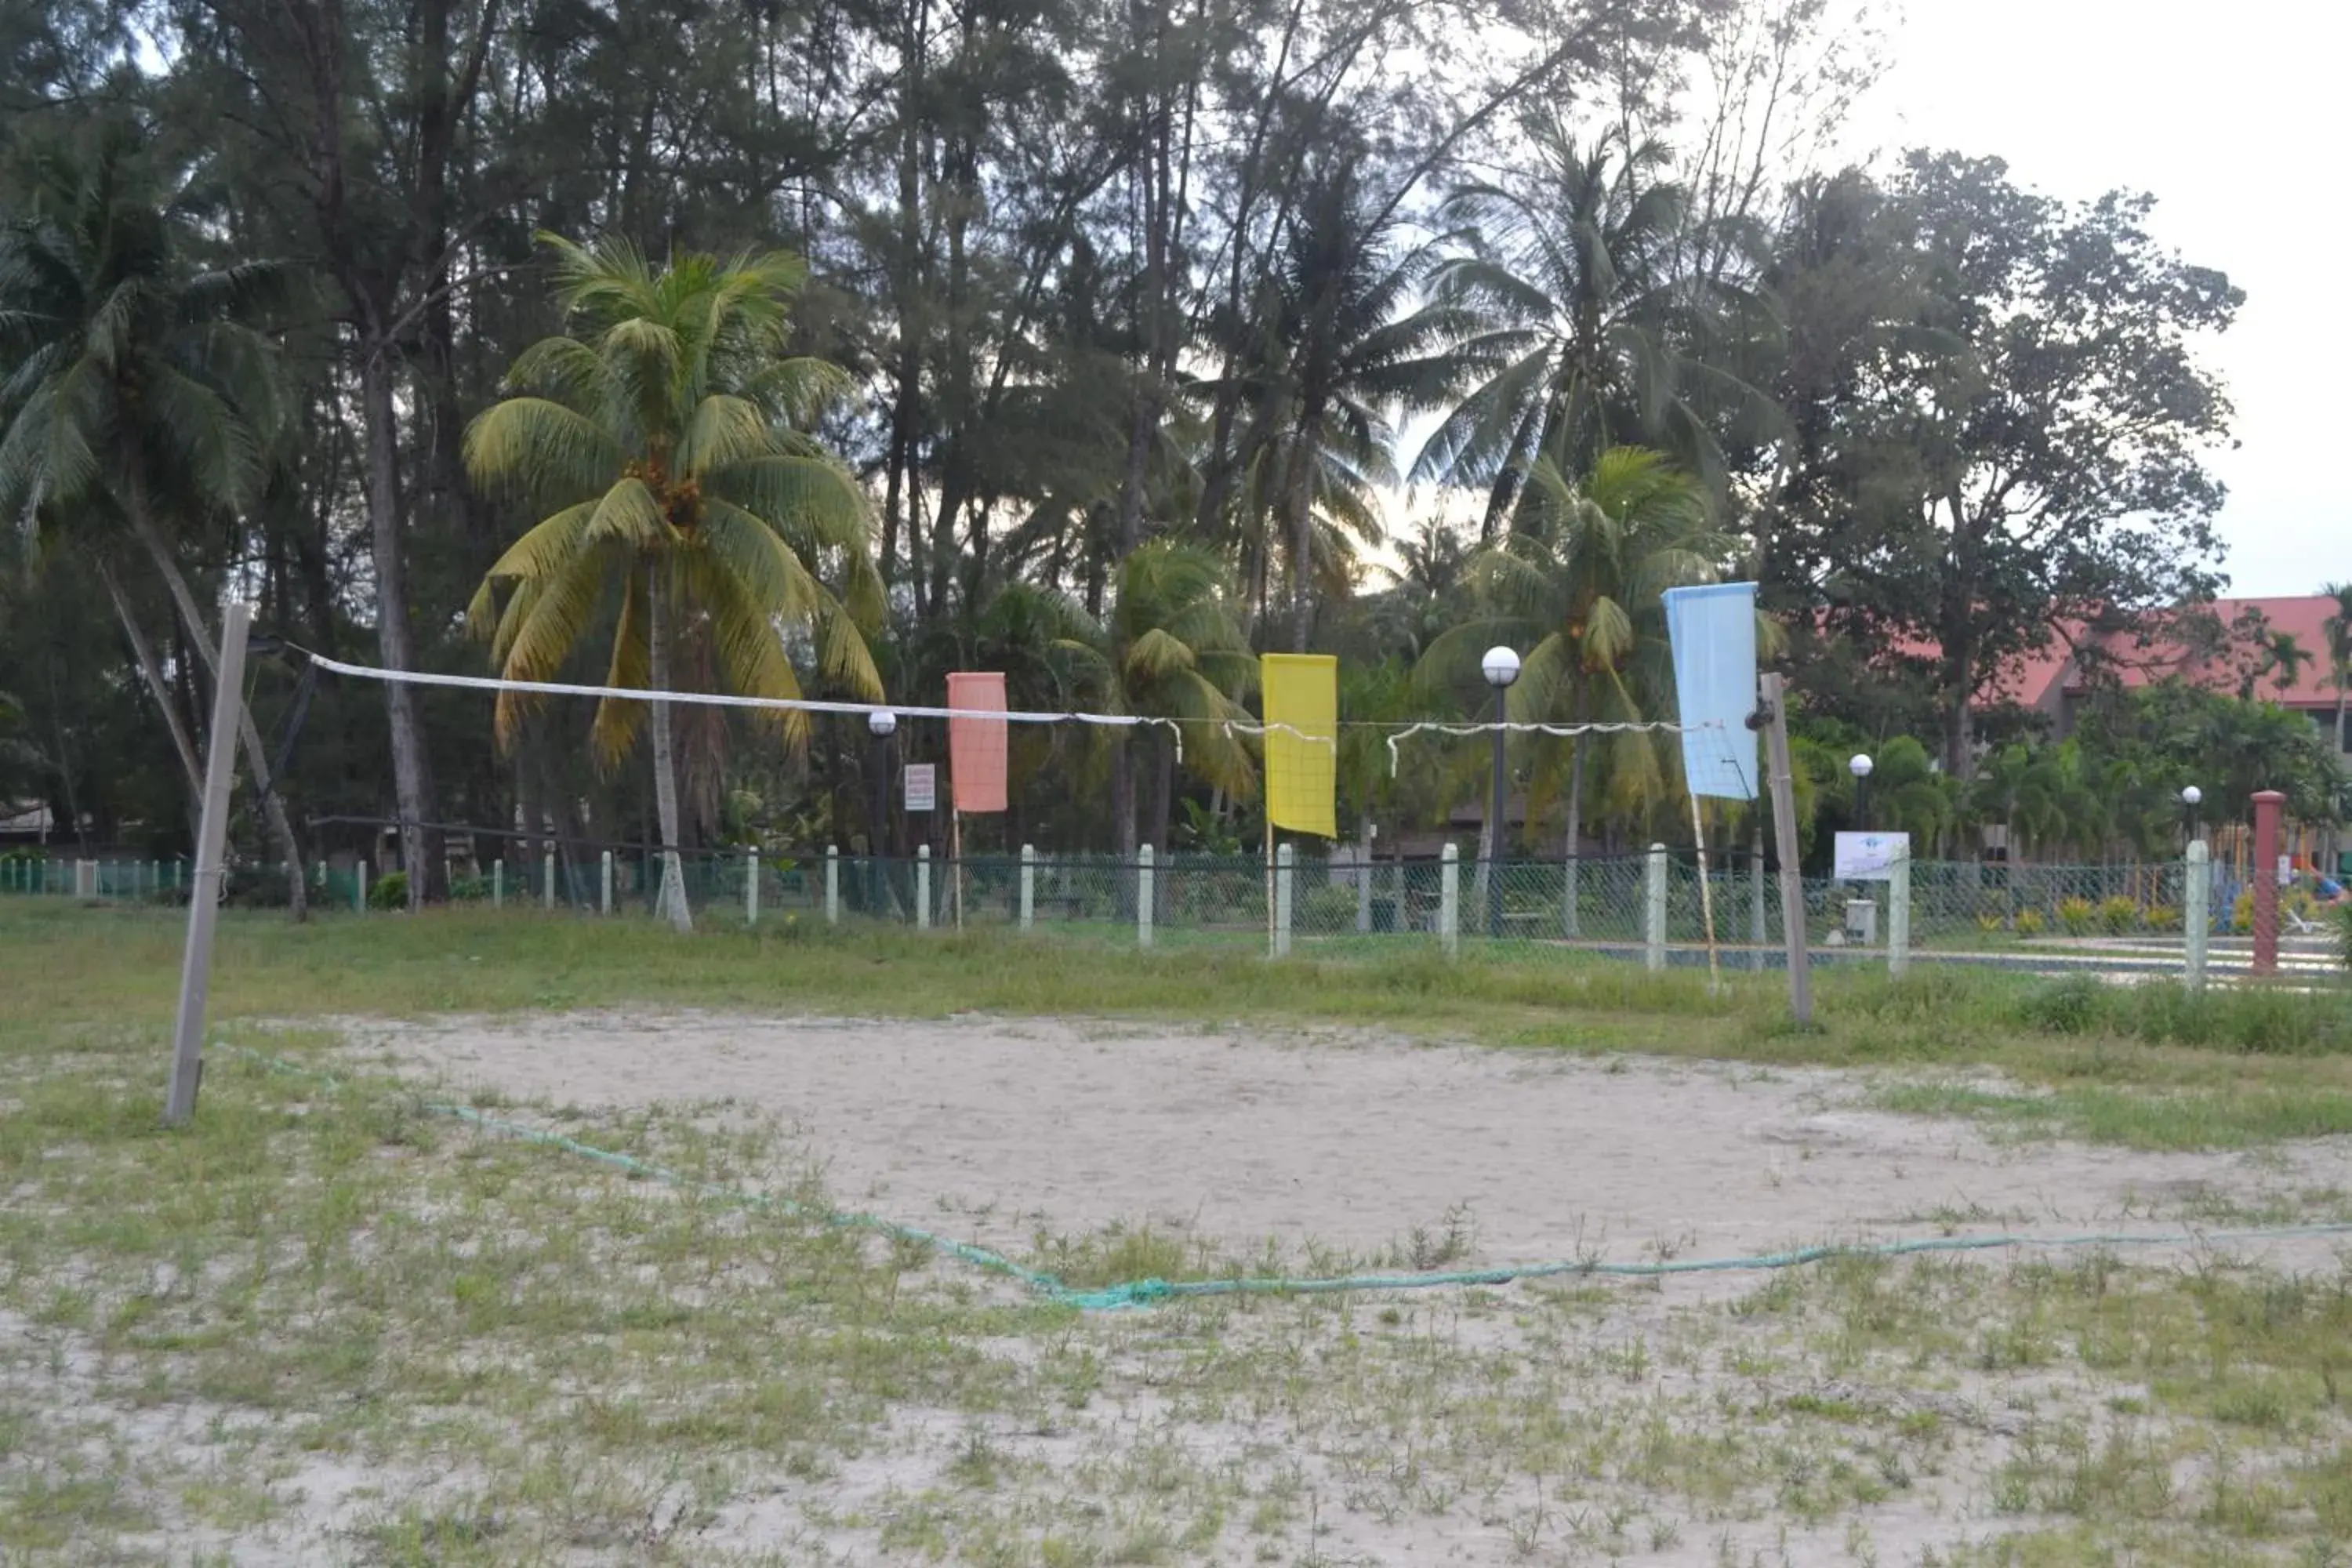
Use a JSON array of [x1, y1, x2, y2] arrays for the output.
[[1384, 719, 1722, 776], [299, 652, 1185, 760]]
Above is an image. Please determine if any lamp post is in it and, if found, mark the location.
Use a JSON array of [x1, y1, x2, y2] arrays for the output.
[[1482, 645, 1520, 939], [1849, 753, 1875, 833], [868, 710, 897, 909], [2181, 783, 2202, 843]]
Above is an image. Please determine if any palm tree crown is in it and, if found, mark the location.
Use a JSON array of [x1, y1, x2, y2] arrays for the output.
[[1415, 118, 1753, 536], [466, 235, 882, 754], [1422, 445, 1741, 832], [466, 234, 882, 929]]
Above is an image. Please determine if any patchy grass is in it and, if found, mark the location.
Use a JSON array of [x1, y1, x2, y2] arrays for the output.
[[7, 899, 2352, 1149], [5, 898, 2352, 1563]]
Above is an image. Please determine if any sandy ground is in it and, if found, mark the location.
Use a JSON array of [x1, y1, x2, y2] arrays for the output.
[[342, 1011, 2352, 1274]]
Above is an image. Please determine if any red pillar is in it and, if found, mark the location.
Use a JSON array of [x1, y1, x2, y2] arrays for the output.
[[2251, 789, 2285, 977]]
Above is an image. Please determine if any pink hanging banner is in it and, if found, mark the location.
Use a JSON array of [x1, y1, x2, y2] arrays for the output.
[[946, 672, 1010, 815]]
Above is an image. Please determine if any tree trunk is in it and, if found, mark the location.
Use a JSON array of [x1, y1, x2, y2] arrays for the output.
[[646, 565, 691, 933], [1561, 738, 1584, 938], [1148, 728, 1174, 855], [1109, 728, 1135, 913], [359, 347, 441, 910], [100, 561, 205, 811], [125, 500, 310, 919], [1283, 413, 1319, 652]]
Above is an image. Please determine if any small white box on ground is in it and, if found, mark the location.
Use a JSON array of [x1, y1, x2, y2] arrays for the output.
[[1845, 898, 1878, 946]]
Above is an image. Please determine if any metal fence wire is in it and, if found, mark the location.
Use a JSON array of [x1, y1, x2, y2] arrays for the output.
[[7, 843, 2331, 977]]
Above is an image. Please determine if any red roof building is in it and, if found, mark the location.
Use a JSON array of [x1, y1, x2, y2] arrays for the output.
[[1823, 596, 2352, 756]]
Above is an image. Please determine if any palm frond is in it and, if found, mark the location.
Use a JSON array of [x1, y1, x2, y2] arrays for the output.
[[466, 397, 620, 500]]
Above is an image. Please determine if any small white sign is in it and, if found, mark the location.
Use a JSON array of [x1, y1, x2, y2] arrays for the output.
[[903, 763, 937, 813], [1833, 831, 1911, 881]]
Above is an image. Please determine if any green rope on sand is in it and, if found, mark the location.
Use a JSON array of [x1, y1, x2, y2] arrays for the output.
[[222, 1046, 2352, 1313]]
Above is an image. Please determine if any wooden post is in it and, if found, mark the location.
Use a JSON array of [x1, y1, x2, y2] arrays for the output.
[[165, 601, 251, 1127], [1689, 795, 1721, 990], [1759, 673, 1813, 1025], [2252, 789, 2285, 976]]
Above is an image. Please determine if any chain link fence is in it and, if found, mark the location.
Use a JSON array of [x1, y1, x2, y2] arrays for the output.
[[9, 842, 2337, 978]]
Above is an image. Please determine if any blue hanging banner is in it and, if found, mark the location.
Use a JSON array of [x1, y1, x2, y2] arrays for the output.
[[1661, 582, 1760, 801]]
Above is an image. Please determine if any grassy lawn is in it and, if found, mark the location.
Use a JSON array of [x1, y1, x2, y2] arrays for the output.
[[4, 898, 2352, 1565]]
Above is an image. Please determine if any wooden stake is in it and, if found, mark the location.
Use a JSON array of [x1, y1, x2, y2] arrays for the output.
[[1759, 673, 1813, 1025], [1690, 791, 1721, 992], [165, 601, 251, 1127]]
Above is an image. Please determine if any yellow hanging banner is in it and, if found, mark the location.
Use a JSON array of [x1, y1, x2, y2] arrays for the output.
[[1261, 653, 1338, 839]]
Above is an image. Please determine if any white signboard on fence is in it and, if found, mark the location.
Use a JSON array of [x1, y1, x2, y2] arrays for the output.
[[1833, 831, 1911, 881], [903, 764, 937, 813]]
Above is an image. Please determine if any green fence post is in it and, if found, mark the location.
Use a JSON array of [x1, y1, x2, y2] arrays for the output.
[[355, 858, 368, 913], [601, 851, 613, 916]]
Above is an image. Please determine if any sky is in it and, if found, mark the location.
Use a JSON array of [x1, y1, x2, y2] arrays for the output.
[[1835, 0, 2349, 597]]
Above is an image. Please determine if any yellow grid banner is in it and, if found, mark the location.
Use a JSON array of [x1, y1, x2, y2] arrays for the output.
[[1261, 653, 1338, 838]]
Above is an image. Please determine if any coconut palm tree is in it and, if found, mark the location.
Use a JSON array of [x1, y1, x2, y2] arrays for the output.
[[0, 125, 309, 913], [1857, 736, 1957, 852], [2322, 582, 2352, 756], [2240, 628, 2314, 702], [466, 236, 882, 932], [1414, 118, 1759, 538], [1418, 445, 1757, 931], [1057, 543, 1258, 862], [1254, 159, 1468, 651]]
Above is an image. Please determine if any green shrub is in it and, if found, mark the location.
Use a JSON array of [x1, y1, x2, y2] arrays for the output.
[[2015, 907, 2045, 936], [2016, 974, 2105, 1034], [2098, 895, 2140, 935], [368, 869, 410, 910], [2144, 902, 2182, 932], [2056, 897, 2096, 937]]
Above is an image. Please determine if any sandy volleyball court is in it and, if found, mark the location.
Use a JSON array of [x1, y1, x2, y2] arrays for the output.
[[342, 1011, 2352, 1272]]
